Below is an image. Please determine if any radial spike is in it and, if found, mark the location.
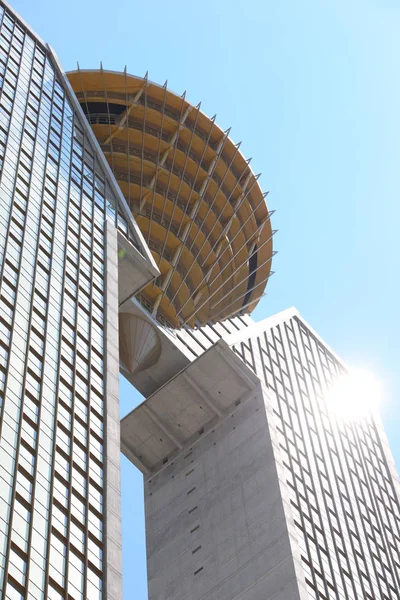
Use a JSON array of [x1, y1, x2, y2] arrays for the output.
[[178, 230, 276, 322], [157, 90, 199, 265], [163, 120, 242, 304], [168, 171, 267, 313]]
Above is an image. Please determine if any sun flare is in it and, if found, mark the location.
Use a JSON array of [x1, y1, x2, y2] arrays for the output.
[[327, 368, 383, 421]]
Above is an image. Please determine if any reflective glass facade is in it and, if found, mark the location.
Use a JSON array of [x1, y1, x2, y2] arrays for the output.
[[0, 3, 139, 598], [232, 313, 400, 600]]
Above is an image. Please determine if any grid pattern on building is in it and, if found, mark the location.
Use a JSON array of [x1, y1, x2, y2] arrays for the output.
[[172, 313, 252, 359], [232, 315, 400, 600], [0, 4, 123, 598]]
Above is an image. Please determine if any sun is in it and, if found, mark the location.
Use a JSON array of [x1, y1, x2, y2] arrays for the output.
[[326, 368, 383, 421]]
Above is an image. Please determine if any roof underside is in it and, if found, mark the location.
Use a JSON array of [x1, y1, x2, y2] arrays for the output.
[[120, 339, 260, 474]]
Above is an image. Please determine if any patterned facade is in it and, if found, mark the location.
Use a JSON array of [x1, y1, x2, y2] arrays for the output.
[[231, 312, 400, 599], [0, 3, 154, 598]]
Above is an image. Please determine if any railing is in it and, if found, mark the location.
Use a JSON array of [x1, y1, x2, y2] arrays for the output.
[[86, 113, 118, 125], [112, 169, 239, 247], [100, 138, 232, 202], [75, 94, 251, 184]]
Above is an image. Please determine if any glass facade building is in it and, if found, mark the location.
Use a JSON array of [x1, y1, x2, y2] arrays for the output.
[[0, 2, 156, 599]]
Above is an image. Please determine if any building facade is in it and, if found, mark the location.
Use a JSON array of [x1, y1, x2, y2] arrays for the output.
[[1, 3, 400, 600], [121, 307, 400, 600], [0, 2, 157, 599]]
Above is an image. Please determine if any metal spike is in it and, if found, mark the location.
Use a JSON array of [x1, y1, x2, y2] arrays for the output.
[[179, 229, 276, 322], [170, 174, 266, 312]]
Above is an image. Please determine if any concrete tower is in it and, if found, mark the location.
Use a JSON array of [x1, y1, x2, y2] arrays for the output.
[[1, 2, 400, 600], [121, 309, 400, 600]]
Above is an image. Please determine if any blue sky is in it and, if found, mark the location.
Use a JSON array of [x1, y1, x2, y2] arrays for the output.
[[12, 0, 400, 597]]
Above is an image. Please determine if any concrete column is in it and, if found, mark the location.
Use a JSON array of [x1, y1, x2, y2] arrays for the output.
[[103, 220, 123, 600], [144, 386, 307, 600]]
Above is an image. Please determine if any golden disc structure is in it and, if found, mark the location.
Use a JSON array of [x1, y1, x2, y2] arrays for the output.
[[68, 69, 275, 328]]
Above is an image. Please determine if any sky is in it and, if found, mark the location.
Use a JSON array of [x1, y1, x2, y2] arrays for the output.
[[11, 0, 400, 597]]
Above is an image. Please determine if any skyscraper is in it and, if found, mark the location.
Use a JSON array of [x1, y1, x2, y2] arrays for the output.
[[66, 68, 400, 600], [121, 308, 400, 600], [1, 2, 400, 600], [0, 3, 158, 598]]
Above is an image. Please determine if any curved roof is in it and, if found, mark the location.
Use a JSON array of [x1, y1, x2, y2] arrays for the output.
[[67, 69, 275, 328]]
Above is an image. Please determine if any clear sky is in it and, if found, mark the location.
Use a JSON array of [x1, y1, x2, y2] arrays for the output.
[[11, 0, 400, 597]]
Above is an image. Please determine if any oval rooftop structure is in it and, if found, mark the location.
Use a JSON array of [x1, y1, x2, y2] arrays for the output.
[[68, 70, 274, 328]]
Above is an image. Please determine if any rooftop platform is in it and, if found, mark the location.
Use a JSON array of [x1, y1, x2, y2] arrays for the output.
[[68, 69, 275, 328]]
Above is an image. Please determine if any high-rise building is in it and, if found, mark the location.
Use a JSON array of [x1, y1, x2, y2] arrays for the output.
[[0, 3, 158, 599], [121, 308, 400, 600], [67, 66, 400, 600], [1, 3, 400, 600]]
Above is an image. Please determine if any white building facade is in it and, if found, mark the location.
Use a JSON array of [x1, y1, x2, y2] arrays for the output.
[[122, 307, 400, 600]]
